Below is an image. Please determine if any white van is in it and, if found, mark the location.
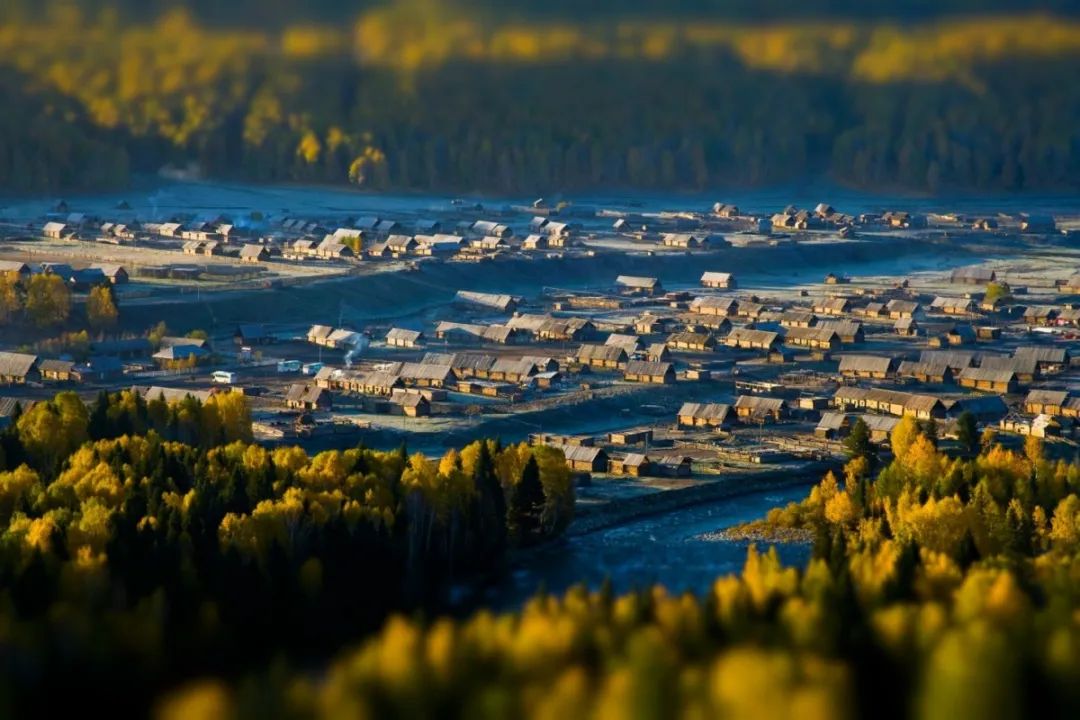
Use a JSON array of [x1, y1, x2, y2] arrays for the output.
[[277, 360, 301, 373], [212, 370, 237, 384]]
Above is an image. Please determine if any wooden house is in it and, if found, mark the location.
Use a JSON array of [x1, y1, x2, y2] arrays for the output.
[[677, 402, 734, 429], [897, 361, 953, 384], [240, 244, 270, 263], [815, 412, 851, 440], [1024, 389, 1069, 416], [615, 275, 663, 297], [886, 299, 919, 319], [817, 320, 864, 344], [666, 332, 716, 352], [812, 297, 851, 316], [623, 361, 675, 384], [285, 383, 331, 411], [39, 359, 76, 382], [1014, 346, 1070, 374], [838, 355, 895, 379], [734, 395, 786, 423], [653, 456, 692, 477], [780, 310, 817, 328], [958, 367, 1018, 394], [689, 296, 738, 317], [577, 344, 629, 370], [399, 393, 431, 417], [609, 429, 654, 446], [725, 328, 780, 351], [662, 233, 709, 249], [950, 266, 996, 285], [931, 297, 975, 316], [783, 326, 840, 350], [559, 445, 609, 473], [608, 453, 651, 477], [894, 317, 919, 336], [0, 352, 40, 384], [700, 272, 736, 289], [386, 328, 424, 348]]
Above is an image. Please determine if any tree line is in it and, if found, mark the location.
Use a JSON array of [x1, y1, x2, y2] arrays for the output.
[[157, 414, 1080, 719], [0, 389, 573, 716], [0, 271, 118, 331], [0, 10, 1076, 193]]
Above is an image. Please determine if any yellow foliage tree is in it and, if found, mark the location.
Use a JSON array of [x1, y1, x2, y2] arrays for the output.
[[25, 274, 70, 327], [86, 285, 119, 329]]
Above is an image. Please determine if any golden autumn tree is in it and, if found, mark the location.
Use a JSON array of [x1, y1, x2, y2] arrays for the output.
[[86, 284, 119, 329], [25, 274, 70, 327]]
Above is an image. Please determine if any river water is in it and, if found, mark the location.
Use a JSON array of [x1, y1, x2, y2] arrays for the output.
[[481, 483, 813, 609]]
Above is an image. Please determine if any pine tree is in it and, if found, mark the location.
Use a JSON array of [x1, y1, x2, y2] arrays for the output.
[[471, 440, 506, 562], [509, 455, 546, 545], [956, 411, 979, 456], [844, 418, 877, 466], [88, 390, 111, 440]]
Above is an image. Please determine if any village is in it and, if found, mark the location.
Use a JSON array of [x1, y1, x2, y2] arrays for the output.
[[1, 190, 1079, 507]]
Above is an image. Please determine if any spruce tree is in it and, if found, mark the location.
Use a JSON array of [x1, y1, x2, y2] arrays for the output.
[[509, 455, 546, 545]]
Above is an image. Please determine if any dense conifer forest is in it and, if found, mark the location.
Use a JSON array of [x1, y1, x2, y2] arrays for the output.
[[0, 1, 1076, 193]]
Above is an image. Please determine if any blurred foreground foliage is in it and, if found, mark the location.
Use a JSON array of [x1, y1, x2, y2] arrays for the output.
[[162, 417, 1080, 720], [0, 389, 571, 716]]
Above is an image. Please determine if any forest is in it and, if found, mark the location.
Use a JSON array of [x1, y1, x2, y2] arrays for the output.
[[0, 2, 1077, 193], [153, 416, 1080, 719], [0, 389, 573, 715]]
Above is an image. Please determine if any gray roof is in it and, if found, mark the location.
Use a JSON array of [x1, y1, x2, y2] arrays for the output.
[[1013, 346, 1069, 364], [133, 385, 213, 403], [616, 275, 660, 289], [958, 367, 1016, 384], [38, 359, 75, 373], [1025, 389, 1069, 406], [625, 360, 674, 376], [577, 344, 628, 362], [285, 383, 326, 405], [734, 395, 786, 412], [678, 402, 732, 420], [838, 355, 893, 373], [0, 352, 38, 378], [386, 328, 423, 343]]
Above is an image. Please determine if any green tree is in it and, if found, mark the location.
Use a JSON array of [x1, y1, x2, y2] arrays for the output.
[[25, 274, 70, 327], [508, 455, 546, 545], [956, 411, 979, 456], [843, 417, 876, 466]]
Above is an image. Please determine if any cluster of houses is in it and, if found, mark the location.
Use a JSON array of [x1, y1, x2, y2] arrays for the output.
[[0, 260, 128, 288]]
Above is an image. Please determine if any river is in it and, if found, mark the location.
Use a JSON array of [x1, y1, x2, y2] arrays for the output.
[[479, 482, 812, 609]]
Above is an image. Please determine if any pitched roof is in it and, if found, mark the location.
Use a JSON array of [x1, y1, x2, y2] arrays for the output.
[[678, 402, 732, 420], [1013, 346, 1069, 364], [625, 360, 674, 376], [958, 367, 1017, 384], [838, 355, 893, 373], [577, 344, 628, 362], [615, 275, 660, 289], [386, 328, 423, 343], [285, 383, 326, 405], [0, 352, 38, 378], [38, 359, 75, 373], [726, 327, 780, 346], [557, 445, 607, 464], [1025, 389, 1069, 406], [734, 395, 786, 412]]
